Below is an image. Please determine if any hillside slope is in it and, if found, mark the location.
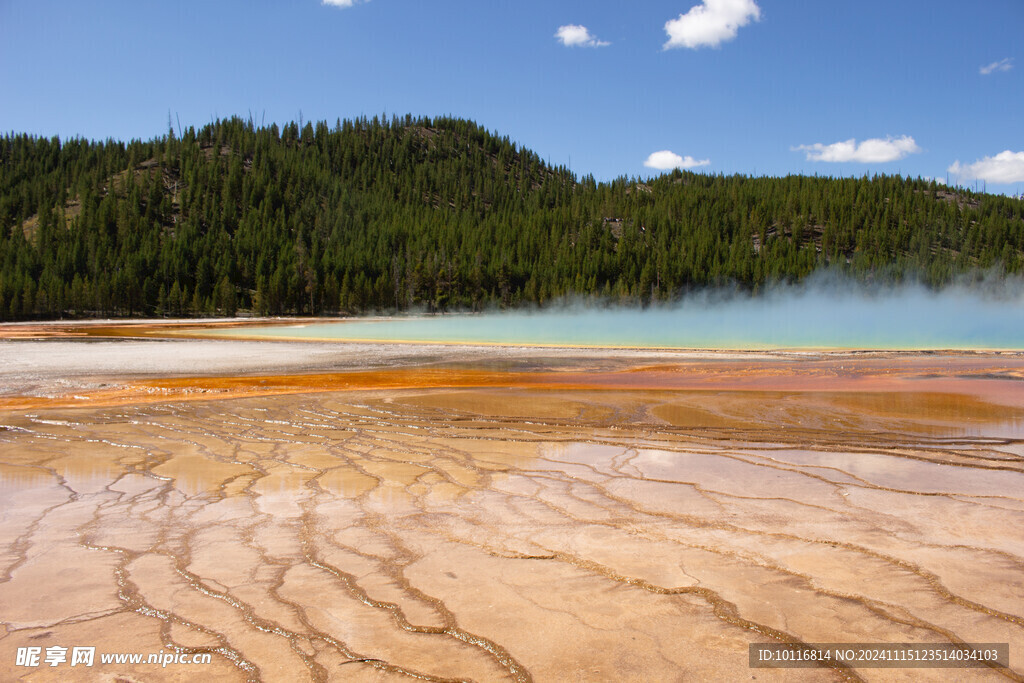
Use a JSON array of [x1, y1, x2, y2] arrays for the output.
[[1, 115, 1022, 319]]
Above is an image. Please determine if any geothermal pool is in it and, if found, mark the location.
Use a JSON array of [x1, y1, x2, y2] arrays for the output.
[[201, 290, 1024, 350], [1, 325, 1023, 681]]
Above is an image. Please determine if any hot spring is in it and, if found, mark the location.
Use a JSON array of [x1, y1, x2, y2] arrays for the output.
[[207, 284, 1024, 350]]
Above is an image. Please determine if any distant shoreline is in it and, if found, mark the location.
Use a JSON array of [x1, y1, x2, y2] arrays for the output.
[[2, 318, 1022, 355]]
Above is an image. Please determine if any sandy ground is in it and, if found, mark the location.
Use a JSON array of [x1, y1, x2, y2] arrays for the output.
[[1, 321, 1022, 681]]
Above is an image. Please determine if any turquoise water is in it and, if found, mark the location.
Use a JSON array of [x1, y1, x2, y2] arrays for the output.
[[209, 286, 1024, 350]]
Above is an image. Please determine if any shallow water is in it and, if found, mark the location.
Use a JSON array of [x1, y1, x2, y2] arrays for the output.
[[1, 358, 1023, 681], [204, 289, 1024, 350]]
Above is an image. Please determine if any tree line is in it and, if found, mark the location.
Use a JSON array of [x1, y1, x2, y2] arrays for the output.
[[1, 114, 1022, 320]]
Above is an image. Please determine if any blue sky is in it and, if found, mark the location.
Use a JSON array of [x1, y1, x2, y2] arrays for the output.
[[1, 0, 1021, 191]]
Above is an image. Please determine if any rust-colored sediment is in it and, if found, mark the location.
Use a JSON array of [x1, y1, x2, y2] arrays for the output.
[[4, 352, 1024, 413], [1, 345, 1023, 681], [0, 318, 324, 340]]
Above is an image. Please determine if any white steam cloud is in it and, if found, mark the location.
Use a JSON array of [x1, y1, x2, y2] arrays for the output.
[[555, 25, 610, 48], [979, 58, 1013, 75], [323, 0, 365, 7], [948, 151, 1024, 185], [262, 272, 1024, 351], [794, 136, 921, 163], [644, 150, 710, 170], [664, 0, 761, 49]]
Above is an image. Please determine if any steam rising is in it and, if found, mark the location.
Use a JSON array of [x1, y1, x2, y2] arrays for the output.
[[230, 275, 1024, 350]]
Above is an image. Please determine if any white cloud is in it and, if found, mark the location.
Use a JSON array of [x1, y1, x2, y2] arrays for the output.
[[793, 136, 922, 163], [644, 150, 710, 171], [555, 24, 610, 48], [322, 0, 362, 7], [664, 0, 761, 50], [949, 151, 1024, 184], [979, 58, 1013, 75]]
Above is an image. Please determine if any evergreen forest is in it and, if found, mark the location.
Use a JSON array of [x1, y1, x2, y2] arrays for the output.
[[1, 115, 1022, 320]]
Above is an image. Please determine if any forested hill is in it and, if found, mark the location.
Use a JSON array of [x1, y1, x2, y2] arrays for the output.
[[1, 115, 1022, 320]]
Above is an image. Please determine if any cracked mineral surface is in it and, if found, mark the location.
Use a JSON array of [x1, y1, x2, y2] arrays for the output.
[[1, 327, 1022, 681]]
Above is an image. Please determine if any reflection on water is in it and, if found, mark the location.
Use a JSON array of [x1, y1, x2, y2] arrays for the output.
[[653, 389, 1024, 439], [0, 464, 56, 491]]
